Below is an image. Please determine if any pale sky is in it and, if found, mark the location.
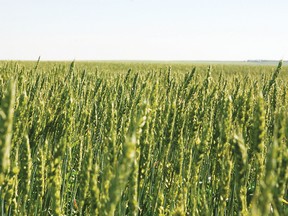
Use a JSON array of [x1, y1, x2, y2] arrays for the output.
[[1, 0, 288, 61]]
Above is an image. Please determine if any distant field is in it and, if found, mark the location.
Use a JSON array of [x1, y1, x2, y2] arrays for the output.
[[0, 60, 287, 215]]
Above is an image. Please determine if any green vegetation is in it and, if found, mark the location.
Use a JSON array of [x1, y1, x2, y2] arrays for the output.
[[0, 60, 288, 215]]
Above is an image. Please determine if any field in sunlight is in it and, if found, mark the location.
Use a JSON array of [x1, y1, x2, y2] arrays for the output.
[[0, 60, 287, 215]]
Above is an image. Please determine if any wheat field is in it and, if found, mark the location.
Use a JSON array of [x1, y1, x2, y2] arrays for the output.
[[0, 60, 288, 215]]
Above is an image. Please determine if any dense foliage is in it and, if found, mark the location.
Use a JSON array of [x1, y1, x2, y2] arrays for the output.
[[0, 61, 288, 215]]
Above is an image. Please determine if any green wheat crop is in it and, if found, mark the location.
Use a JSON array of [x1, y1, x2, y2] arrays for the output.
[[0, 60, 287, 215]]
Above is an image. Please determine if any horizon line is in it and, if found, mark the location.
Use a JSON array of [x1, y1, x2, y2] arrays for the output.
[[0, 59, 286, 62]]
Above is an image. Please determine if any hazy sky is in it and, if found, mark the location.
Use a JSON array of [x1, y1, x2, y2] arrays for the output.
[[1, 0, 288, 61]]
